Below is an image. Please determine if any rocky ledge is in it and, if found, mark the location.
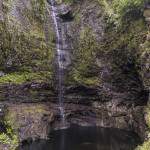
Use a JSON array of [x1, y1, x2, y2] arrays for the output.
[[0, 82, 147, 148]]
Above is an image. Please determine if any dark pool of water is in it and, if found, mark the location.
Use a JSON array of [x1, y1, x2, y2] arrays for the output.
[[18, 125, 141, 150]]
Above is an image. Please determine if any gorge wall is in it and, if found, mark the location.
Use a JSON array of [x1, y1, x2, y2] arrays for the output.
[[0, 0, 149, 150]]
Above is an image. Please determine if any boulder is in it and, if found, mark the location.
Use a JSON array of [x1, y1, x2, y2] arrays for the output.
[[0, 71, 5, 77], [144, 9, 150, 17], [58, 4, 74, 22], [145, 3, 150, 9], [5, 103, 55, 142], [145, 17, 150, 23]]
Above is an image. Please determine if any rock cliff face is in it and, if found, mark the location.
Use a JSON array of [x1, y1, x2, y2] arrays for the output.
[[0, 0, 54, 77], [0, 0, 149, 149]]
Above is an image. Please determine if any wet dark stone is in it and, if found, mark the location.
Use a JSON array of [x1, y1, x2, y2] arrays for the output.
[[59, 11, 74, 22], [66, 85, 99, 96], [145, 2, 150, 9], [0, 122, 6, 133]]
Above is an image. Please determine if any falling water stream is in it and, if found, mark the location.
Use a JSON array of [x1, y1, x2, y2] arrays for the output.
[[49, 0, 65, 124]]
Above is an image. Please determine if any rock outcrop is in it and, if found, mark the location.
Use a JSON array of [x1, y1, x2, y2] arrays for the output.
[[0, 0, 149, 149], [144, 4, 150, 24]]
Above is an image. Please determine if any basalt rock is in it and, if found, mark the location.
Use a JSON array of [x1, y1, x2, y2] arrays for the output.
[[144, 9, 150, 17], [2, 101, 147, 142], [5, 103, 55, 142], [58, 4, 74, 22]]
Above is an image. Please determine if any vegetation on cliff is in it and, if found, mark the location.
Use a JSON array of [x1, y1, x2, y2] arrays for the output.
[[0, 125, 18, 150], [70, 27, 100, 86], [0, 0, 54, 84], [0, 71, 52, 84], [68, 0, 149, 147], [68, 0, 149, 93], [0, 113, 19, 150], [136, 104, 150, 150], [98, 0, 149, 149], [99, 0, 149, 89]]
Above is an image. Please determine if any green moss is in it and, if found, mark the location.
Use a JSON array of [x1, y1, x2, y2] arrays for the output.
[[112, 0, 145, 17], [137, 35, 150, 89], [72, 69, 100, 86], [136, 141, 150, 150], [2, 0, 13, 14], [0, 16, 54, 83], [136, 104, 150, 150], [70, 27, 99, 87], [98, 1, 149, 149], [0, 129, 19, 150], [30, 0, 47, 22], [0, 112, 19, 150], [98, 0, 146, 27], [4, 104, 49, 127], [63, 0, 74, 4], [98, 0, 116, 19], [99, 18, 146, 66], [0, 0, 54, 73], [146, 105, 150, 128], [0, 128, 18, 150], [0, 71, 52, 84], [0, 104, 51, 150]]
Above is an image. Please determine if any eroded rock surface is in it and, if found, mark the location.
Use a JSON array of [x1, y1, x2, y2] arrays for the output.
[[0, 83, 147, 142]]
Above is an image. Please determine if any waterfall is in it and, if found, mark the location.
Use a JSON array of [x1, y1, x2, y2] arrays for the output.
[[49, 0, 65, 124]]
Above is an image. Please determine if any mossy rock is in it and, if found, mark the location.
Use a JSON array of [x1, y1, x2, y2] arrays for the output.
[[0, 71, 52, 84], [0, 0, 55, 84]]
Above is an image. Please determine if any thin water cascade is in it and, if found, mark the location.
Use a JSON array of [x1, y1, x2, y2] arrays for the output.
[[49, 0, 66, 125]]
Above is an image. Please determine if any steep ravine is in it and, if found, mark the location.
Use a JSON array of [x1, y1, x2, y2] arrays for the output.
[[0, 0, 149, 150]]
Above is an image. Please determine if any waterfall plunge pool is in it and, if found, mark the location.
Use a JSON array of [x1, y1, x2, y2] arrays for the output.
[[18, 124, 141, 150]]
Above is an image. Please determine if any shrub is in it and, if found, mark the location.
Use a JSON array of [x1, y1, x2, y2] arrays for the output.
[[112, 0, 145, 19]]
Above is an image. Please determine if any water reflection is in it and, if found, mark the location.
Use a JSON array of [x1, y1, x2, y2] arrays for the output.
[[18, 125, 141, 150]]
